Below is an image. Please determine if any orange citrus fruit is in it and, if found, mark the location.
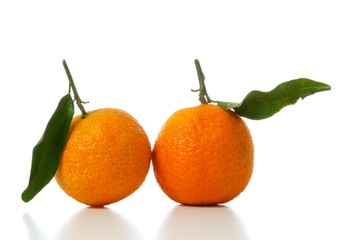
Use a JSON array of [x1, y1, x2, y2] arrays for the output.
[[152, 104, 254, 205], [55, 108, 151, 207]]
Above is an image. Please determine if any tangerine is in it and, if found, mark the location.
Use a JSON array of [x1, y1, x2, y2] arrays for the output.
[[55, 108, 151, 207], [152, 104, 254, 205]]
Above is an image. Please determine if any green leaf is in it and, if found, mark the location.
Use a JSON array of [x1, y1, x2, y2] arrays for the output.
[[231, 78, 331, 120], [22, 94, 74, 202], [214, 101, 242, 110]]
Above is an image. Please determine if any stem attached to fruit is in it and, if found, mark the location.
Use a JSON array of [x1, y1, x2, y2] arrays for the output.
[[192, 59, 213, 104], [62, 59, 88, 118]]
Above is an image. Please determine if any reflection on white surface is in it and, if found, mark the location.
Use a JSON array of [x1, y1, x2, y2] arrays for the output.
[[23, 214, 48, 240], [23, 207, 141, 240], [157, 205, 249, 240], [55, 208, 141, 240]]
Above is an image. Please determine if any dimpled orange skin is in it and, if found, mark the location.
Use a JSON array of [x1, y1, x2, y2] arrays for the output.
[[152, 104, 254, 205], [55, 108, 151, 207]]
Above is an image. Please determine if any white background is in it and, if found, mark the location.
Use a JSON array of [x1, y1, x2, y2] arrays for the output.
[[1, 0, 360, 239]]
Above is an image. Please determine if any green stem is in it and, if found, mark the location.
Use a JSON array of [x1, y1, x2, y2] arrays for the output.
[[192, 59, 212, 104], [62, 59, 88, 118]]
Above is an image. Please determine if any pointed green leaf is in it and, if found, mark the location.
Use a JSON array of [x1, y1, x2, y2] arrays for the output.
[[22, 94, 74, 202], [233, 78, 331, 120]]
